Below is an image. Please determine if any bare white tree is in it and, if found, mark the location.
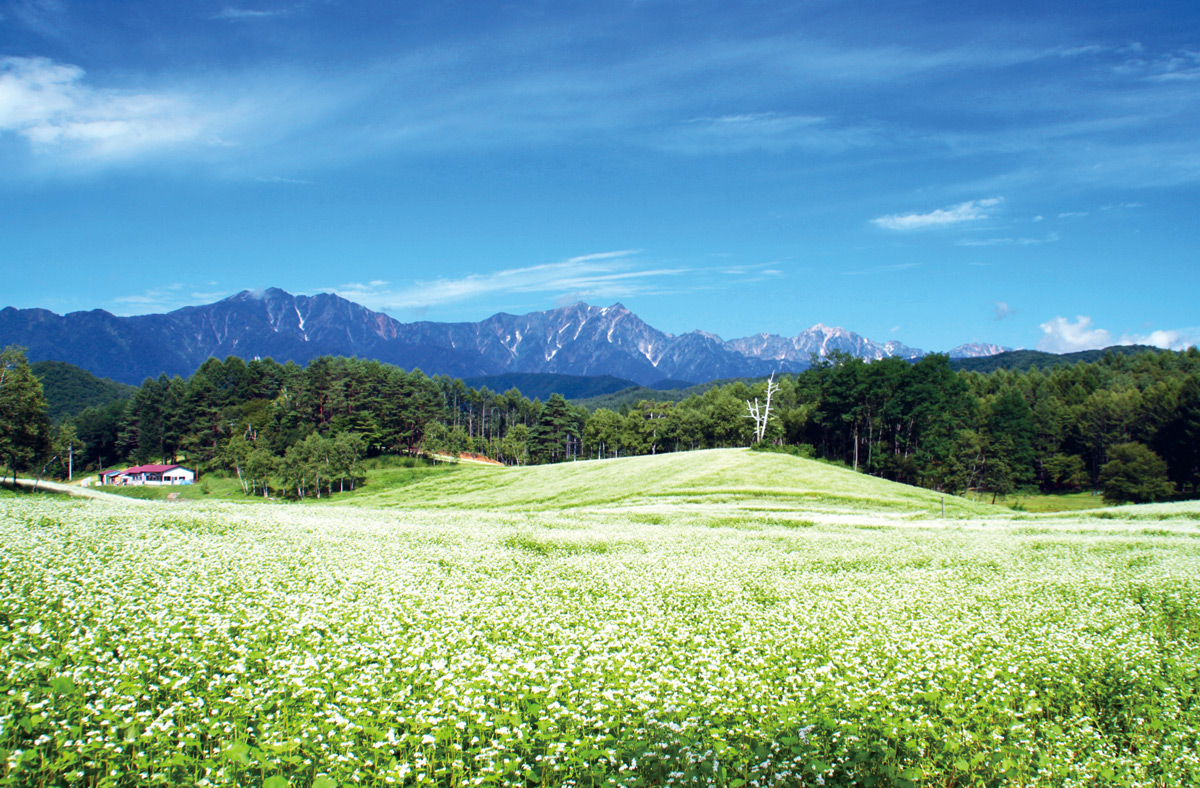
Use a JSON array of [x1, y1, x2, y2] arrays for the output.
[[745, 373, 781, 444]]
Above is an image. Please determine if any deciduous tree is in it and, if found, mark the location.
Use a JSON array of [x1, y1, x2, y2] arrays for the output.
[[0, 346, 52, 482], [1099, 442, 1175, 504]]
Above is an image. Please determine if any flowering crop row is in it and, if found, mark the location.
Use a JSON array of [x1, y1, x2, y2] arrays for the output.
[[2, 496, 1199, 787]]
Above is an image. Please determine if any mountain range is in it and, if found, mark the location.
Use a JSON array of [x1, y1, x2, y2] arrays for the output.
[[0, 288, 1009, 385]]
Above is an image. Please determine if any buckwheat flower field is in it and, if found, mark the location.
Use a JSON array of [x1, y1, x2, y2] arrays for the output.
[[2, 457, 1199, 787]]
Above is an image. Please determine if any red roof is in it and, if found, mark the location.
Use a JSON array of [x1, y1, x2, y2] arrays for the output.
[[120, 464, 182, 474]]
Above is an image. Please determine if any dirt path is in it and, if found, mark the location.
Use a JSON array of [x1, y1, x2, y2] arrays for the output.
[[5, 478, 144, 502], [430, 453, 505, 466]]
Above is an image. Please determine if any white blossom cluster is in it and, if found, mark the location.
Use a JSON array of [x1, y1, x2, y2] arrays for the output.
[[1, 495, 1198, 787]]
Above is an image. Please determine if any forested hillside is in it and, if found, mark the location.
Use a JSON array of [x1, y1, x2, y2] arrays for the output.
[[461, 373, 642, 402], [5, 344, 1198, 503], [31, 361, 136, 421], [949, 344, 1164, 373]]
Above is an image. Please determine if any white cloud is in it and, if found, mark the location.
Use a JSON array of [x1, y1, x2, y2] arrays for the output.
[[0, 56, 224, 162], [1039, 315, 1200, 353], [1037, 316, 1114, 353], [994, 301, 1014, 320], [872, 198, 1003, 231], [1117, 329, 1200, 351]]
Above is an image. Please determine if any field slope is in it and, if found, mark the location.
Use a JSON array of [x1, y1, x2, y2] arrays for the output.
[[3, 451, 1200, 787], [341, 447, 1000, 519]]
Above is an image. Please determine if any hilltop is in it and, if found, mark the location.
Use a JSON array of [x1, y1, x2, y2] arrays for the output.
[[337, 447, 1002, 519]]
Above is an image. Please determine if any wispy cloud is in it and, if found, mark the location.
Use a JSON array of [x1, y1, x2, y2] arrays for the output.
[[328, 251, 790, 313], [109, 284, 231, 314], [0, 31, 1083, 175], [4, 17, 1199, 193], [0, 56, 228, 163], [714, 262, 785, 282], [872, 198, 1003, 231], [662, 112, 876, 154], [329, 251, 689, 312], [212, 6, 293, 21], [1125, 50, 1200, 82], [956, 232, 1058, 247], [1038, 315, 1200, 352], [843, 262, 921, 276], [254, 175, 311, 185], [7, 0, 67, 38], [994, 301, 1014, 320]]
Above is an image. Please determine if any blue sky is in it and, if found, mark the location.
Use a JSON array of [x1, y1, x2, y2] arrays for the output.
[[2, 0, 1198, 354]]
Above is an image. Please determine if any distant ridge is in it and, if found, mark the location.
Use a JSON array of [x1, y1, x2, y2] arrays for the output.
[[2, 287, 1010, 385], [949, 344, 1169, 373], [461, 373, 642, 401]]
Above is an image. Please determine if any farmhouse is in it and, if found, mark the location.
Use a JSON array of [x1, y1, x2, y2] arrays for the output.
[[102, 464, 196, 486]]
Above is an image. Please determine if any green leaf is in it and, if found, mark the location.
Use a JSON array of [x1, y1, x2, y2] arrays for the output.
[[312, 778, 338, 788], [263, 776, 290, 788], [224, 742, 252, 765], [49, 676, 77, 694]]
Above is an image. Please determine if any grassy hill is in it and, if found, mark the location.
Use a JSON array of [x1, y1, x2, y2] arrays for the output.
[[338, 447, 1001, 518]]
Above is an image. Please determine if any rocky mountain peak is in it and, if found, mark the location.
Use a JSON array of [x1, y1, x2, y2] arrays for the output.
[[0, 287, 1009, 385], [948, 342, 1014, 358]]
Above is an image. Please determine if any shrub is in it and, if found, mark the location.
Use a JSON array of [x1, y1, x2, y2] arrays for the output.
[[1100, 443, 1176, 504]]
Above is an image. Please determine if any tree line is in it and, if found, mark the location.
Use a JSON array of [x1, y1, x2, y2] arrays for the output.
[[6, 352, 591, 498], [3, 344, 1198, 503], [581, 349, 1198, 504]]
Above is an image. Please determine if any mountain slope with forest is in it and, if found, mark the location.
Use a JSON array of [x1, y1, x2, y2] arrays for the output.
[[31, 361, 137, 421]]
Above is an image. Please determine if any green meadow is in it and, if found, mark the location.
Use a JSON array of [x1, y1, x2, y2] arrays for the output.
[[3, 449, 1199, 787]]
